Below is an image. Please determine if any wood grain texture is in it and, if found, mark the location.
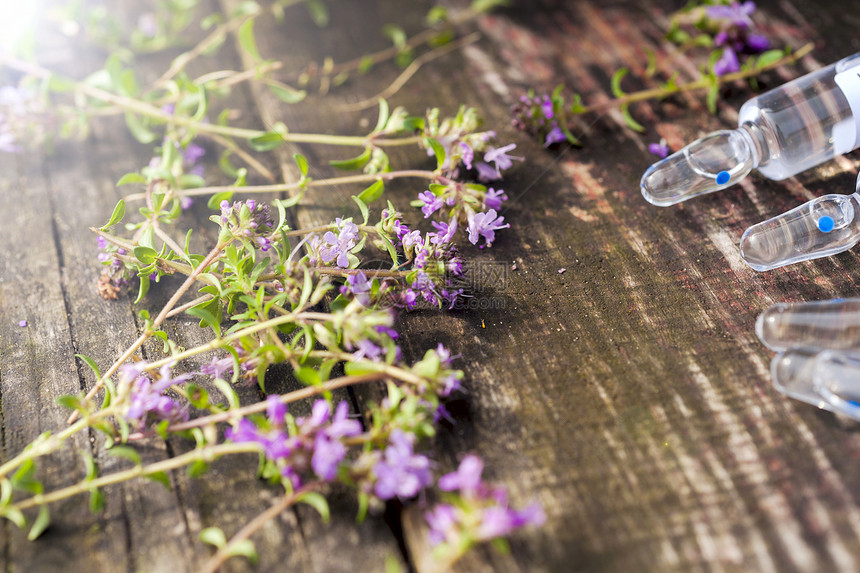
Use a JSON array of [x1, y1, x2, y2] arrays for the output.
[[4, 0, 860, 572]]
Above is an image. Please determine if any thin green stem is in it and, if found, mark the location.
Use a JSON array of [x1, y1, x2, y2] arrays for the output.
[[12, 443, 261, 511], [123, 170, 441, 202], [70, 241, 230, 423], [196, 483, 320, 573], [576, 43, 814, 114]]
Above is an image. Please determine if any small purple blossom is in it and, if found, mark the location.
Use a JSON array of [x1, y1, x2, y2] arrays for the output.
[[374, 429, 433, 500], [713, 46, 741, 75], [418, 190, 444, 218], [483, 188, 508, 211], [200, 355, 234, 380], [18, 320, 27, 327], [401, 229, 423, 250], [392, 219, 409, 239], [439, 454, 484, 494], [483, 143, 523, 173], [353, 339, 383, 362], [544, 124, 566, 147], [430, 218, 458, 245], [467, 209, 510, 247], [459, 142, 474, 170], [541, 96, 554, 120], [476, 503, 547, 540], [706, 1, 755, 29], [426, 504, 458, 546], [312, 401, 361, 480], [648, 141, 670, 159], [475, 161, 502, 182], [123, 364, 191, 428], [319, 218, 359, 268]]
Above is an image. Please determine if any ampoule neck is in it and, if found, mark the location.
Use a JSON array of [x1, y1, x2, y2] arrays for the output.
[[737, 121, 766, 169]]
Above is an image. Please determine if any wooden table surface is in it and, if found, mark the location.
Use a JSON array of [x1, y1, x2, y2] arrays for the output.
[[3, 0, 860, 571]]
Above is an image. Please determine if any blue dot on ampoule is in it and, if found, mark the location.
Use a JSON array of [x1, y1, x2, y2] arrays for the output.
[[818, 215, 835, 233], [716, 171, 730, 185]]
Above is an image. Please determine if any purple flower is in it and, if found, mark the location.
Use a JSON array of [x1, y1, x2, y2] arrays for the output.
[[419, 190, 444, 218], [353, 339, 383, 362], [392, 219, 409, 239], [97, 236, 108, 249], [401, 229, 423, 250], [312, 402, 361, 480], [483, 188, 508, 210], [476, 503, 547, 540], [18, 320, 27, 327], [745, 33, 770, 52], [713, 46, 740, 75], [706, 1, 755, 29], [475, 161, 502, 182], [459, 142, 474, 170], [180, 196, 193, 210], [182, 143, 205, 166], [201, 355, 234, 380], [319, 219, 359, 268], [374, 429, 432, 500], [648, 142, 670, 159], [430, 218, 458, 245], [544, 124, 566, 147], [267, 395, 287, 427], [439, 455, 484, 494], [426, 504, 458, 546], [541, 96, 554, 120], [467, 209, 510, 246], [137, 12, 158, 37], [123, 364, 191, 428], [483, 143, 523, 173]]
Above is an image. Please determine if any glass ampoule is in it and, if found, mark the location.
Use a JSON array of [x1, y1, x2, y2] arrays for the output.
[[740, 172, 860, 270], [641, 52, 860, 206]]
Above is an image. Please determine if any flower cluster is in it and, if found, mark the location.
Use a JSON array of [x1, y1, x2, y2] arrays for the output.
[[426, 455, 546, 550], [308, 217, 360, 268], [705, 1, 770, 75], [510, 91, 568, 148], [217, 199, 275, 250], [118, 363, 191, 429], [226, 398, 362, 486]]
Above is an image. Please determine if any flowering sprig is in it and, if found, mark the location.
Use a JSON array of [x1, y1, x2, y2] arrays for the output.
[[426, 455, 546, 564], [511, 0, 811, 139]]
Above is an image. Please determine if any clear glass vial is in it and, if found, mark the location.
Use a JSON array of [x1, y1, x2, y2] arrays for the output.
[[641, 52, 860, 206]]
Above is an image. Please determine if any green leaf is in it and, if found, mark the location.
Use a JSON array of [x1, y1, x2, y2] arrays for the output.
[[56, 394, 84, 412], [227, 540, 259, 563], [135, 275, 150, 304], [117, 173, 146, 186], [133, 246, 158, 265], [27, 506, 50, 540], [238, 18, 261, 62], [344, 361, 383, 376], [329, 146, 372, 170], [200, 526, 227, 548], [145, 471, 171, 489], [107, 446, 142, 466], [374, 99, 390, 133], [305, 0, 329, 27], [186, 299, 222, 338], [294, 153, 309, 177], [214, 378, 240, 409], [267, 81, 307, 104], [89, 488, 106, 514], [2, 506, 26, 529], [382, 24, 407, 49], [356, 179, 384, 204], [351, 195, 369, 225], [125, 112, 157, 144], [620, 104, 644, 132], [298, 491, 330, 523], [610, 68, 628, 98], [756, 49, 785, 69], [207, 190, 234, 210], [101, 199, 126, 230], [294, 367, 321, 386], [424, 137, 446, 171], [188, 459, 209, 478], [248, 131, 285, 152], [75, 353, 101, 379]]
